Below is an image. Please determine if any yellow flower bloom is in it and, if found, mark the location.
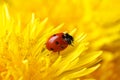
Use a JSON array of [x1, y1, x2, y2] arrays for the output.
[[3, 0, 120, 80], [0, 3, 102, 80]]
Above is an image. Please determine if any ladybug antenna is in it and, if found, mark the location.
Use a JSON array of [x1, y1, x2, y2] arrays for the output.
[[58, 51, 60, 55], [71, 43, 74, 46]]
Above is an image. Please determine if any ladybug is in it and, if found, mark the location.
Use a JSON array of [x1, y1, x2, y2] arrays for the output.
[[46, 32, 74, 52]]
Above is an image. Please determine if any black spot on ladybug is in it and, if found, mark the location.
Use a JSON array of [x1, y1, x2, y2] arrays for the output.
[[62, 34, 65, 39], [53, 34, 56, 36], [50, 48, 54, 50], [61, 46, 64, 49], [55, 41, 59, 45]]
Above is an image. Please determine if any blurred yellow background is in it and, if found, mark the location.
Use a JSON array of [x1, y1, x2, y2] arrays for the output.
[[1, 0, 120, 80]]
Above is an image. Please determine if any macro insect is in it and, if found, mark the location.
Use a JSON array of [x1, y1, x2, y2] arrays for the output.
[[46, 32, 74, 52]]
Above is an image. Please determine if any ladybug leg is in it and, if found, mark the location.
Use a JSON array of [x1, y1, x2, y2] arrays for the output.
[[41, 48, 45, 53], [70, 42, 74, 46], [70, 44, 74, 46], [71, 40, 74, 46], [58, 51, 60, 55]]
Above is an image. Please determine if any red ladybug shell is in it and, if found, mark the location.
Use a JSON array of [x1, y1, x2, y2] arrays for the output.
[[46, 33, 73, 52]]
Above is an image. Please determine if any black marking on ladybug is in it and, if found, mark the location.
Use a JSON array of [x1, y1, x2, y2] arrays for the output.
[[50, 48, 54, 50], [61, 46, 64, 49], [62, 34, 65, 39], [63, 33, 74, 44], [53, 34, 56, 36], [55, 41, 59, 45]]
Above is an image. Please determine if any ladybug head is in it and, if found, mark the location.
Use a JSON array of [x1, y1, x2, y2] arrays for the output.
[[63, 33, 74, 45]]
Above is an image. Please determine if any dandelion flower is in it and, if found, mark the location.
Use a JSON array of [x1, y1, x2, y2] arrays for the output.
[[0, 3, 102, 80], [4, 0, 120, 80]]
